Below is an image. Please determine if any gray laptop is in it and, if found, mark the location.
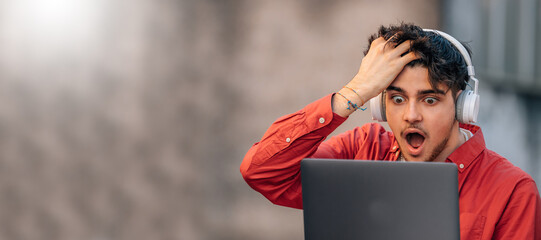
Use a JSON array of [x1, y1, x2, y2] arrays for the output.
[[301, 158, 459, 240]]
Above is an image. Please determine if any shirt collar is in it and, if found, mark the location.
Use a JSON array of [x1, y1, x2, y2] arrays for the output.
[[447, 124, 485, 173]]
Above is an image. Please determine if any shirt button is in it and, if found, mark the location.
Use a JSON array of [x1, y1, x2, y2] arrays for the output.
[[319, 117, 325, 124], [459, 164, 464, 169], [392, 146, 397, 151], [286, 138, 291, 143]]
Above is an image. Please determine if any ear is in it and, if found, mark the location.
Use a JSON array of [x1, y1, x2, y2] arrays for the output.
[[454, 90, 463, 103], [453, 89, 462, 122]]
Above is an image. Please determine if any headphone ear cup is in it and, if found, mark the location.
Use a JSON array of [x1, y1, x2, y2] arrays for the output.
[[455, 90, 480, 124], [455, 90, 467, 123], [464, 91, 480, 123], [370, 91, 387, 122]]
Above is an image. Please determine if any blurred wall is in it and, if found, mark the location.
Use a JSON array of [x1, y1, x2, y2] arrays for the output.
[[0, 0, 440, 239]]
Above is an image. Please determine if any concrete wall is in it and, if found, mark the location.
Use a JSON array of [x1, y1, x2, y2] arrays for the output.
[[0, 0, 440, 239]]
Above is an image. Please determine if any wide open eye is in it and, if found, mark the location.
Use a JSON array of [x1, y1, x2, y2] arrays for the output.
[[391, 95, 405, 104], [423, 97, 438, 105]]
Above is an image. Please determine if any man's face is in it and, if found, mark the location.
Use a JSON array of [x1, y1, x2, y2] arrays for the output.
[[385, 66, 461, 162]]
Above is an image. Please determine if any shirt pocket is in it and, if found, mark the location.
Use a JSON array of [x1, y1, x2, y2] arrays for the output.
[[460, 212, 487, 240]]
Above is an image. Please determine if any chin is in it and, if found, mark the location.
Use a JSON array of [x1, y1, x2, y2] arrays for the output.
[[404, 154, 430, 162], [401, 146, 437, 162]]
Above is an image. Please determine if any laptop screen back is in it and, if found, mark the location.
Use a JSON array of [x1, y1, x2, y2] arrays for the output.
[[301, 159, 459, 240]]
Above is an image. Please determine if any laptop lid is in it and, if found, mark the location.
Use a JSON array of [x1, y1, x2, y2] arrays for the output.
[[301, 158, 459, 240]]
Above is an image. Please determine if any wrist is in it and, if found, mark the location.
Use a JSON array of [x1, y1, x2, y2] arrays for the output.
[[331, 88, 366, 117], [347, 75, 380, 101], [343, 86, 367, 107]]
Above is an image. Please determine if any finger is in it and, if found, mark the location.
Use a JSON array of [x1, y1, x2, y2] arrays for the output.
[[372, 37, 386, 46], [385, 33, 399, 43], [398, 51, 420, 65], [382, 33, 400, 49], [369, 37, 386, 50], [391, 40, 413, 57], [394, 40, 412, 52], [383, 42, 398, 52]]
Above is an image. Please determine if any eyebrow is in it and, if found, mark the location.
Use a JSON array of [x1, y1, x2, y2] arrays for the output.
[[386, 85, 446, 95], [386, 85, 404, 93]]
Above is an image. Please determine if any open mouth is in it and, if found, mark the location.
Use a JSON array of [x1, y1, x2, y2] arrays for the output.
[[406, 132, 425, 149], [403, 129, 426, 156]]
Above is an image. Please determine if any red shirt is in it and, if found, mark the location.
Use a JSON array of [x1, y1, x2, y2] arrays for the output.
[[241, 94, 541, 240]]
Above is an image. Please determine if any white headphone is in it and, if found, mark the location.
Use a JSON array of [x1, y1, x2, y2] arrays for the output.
[[369, 29, 480, 124]]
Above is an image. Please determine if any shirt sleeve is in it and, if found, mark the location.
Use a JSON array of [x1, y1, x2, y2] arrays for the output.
[[492, 179, 541, 240], [240, 94, 350, 209]]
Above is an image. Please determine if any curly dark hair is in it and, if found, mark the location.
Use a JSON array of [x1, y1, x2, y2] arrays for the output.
[[365, 23, 471, 97]]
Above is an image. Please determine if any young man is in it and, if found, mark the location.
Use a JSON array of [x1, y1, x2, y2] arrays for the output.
[[240, 23, 541, 239]]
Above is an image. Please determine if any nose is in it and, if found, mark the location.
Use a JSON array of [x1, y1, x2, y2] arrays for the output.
[[403, 101, 422, 123]]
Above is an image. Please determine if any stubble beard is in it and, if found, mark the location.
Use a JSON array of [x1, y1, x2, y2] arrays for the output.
[[425, 135, 450, 162]]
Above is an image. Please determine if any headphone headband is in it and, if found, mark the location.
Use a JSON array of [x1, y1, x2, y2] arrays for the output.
[[423, 29, 474, 76], [422, 29, 478, 95]]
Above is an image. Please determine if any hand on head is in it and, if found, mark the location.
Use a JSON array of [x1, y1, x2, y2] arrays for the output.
[[332, 36, 420, 117], [348, 36, 419, 101]]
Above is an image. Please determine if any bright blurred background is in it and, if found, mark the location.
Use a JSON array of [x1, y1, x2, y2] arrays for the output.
[[0, 0, 539, 239]]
